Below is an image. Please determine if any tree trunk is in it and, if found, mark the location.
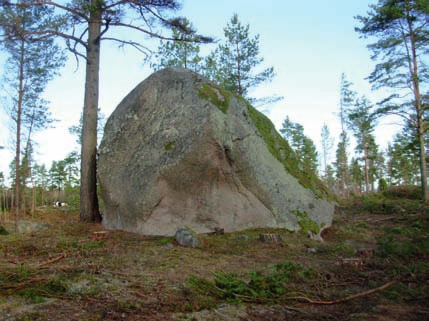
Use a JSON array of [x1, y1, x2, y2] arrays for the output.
[[363, 142, 370, 193], [14, 39, 25, 232], [406, 9, 427, 201], [80, 2, 102, 223]]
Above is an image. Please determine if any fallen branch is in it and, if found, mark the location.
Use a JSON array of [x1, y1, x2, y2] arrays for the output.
[[368, 216, 397, 223], [291, 279, 399, 305], [37, 252, 66, 267], [130, 291, 146, 298], [1, 277, 48, 290]]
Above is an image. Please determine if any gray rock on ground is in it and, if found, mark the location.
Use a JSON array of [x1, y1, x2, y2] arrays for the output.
[[174, 227, 201, 248]]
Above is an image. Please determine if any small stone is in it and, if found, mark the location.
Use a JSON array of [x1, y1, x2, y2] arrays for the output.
[[175, 227, 200, 248]]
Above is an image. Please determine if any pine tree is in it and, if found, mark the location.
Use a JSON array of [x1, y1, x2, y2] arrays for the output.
[[151, 18, 203, 72], [301, 136, 319, 173], [204, 13, 278, 105], [321, 123, 334, 179], [356, 0, 429, 199], [279, 116, 295, 142], [32, 163, 48, 206], [324, 164, 336, 193], [280, 116, 318, 173], [0, 0, 211, 223], [49, 160, 66, 201], [0, 1, 65, 229], [349, 157, 364, 195], [0, 172, 6, 219], [387, 132, 420, 185], [346, 96, 378, 193], [68, 109, 106, 147], [336, 73, 356, 197], [335, 132, 350, 196]]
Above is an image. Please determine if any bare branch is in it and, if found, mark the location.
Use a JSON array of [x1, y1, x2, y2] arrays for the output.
[[107, 21, 169, 40], [98, 18, 111, 41], [101, 36, 152, 56]]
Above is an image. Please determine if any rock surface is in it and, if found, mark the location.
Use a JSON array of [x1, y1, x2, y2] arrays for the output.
[[98, 67, 334, 236]]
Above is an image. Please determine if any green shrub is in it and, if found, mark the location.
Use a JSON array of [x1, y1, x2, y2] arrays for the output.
[[189, 260, 304, 303], [0, 225, 9, 235]]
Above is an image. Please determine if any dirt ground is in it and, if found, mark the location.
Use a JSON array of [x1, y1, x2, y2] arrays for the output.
[[1, 193, 429, 320]]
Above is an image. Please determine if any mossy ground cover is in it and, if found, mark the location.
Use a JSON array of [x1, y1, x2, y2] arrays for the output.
[[0, 188, 428, 320]]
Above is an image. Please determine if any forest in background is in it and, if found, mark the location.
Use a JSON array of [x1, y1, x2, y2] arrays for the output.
[[0, 0, 428, 221]]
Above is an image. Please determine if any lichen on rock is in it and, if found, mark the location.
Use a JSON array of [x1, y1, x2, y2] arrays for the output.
[[98, 67, 334, 236]]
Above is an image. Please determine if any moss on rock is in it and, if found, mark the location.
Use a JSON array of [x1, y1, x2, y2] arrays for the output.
[[198, 83, 230, 114], [245, 102, 332, 201], [164, 141, 175, 151], [295, 210, 320, 235]]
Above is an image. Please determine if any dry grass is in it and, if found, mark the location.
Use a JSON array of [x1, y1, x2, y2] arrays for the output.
[[0, 192, 428, 320]]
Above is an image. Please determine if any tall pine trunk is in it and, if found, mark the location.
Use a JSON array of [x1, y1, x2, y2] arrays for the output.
[[80, 2, 102, 222], [14, 39, 25, 232], [405, 7, 427, 201]]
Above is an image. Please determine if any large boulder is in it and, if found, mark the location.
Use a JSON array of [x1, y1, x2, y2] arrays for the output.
[[98, 67, 334, 236]]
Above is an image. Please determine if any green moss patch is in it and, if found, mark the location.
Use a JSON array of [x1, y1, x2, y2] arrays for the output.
[[164, 141, 175, 151], [295, 210, 320, 235], [245, 102, 332, 201], [198, 83, 230, 114]]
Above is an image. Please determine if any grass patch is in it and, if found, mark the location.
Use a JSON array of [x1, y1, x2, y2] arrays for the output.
[[82, 239, 106, 250]]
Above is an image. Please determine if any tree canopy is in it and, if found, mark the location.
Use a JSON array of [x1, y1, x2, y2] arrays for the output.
[[0, 0, 211, 222], [355, 0, 429, 199]]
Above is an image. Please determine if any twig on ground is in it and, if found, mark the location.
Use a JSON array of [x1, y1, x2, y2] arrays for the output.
[[1, 277, 48, 290], [37, 252, 66, 267], [130, 291, 146, 298], [290, 279, 399, 305]]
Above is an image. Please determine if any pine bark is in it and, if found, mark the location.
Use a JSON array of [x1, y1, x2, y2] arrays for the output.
[[80, 1, 102, 223]]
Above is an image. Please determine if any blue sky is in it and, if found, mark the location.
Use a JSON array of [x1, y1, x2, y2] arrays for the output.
[[1, 0, 395, 180]]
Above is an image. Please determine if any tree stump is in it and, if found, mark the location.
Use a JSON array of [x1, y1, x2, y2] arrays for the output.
[[341, 258, 363, 268], [91, 231, 109, 241], [259, 234, 282, 243], [357, 248, 376, 257]]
